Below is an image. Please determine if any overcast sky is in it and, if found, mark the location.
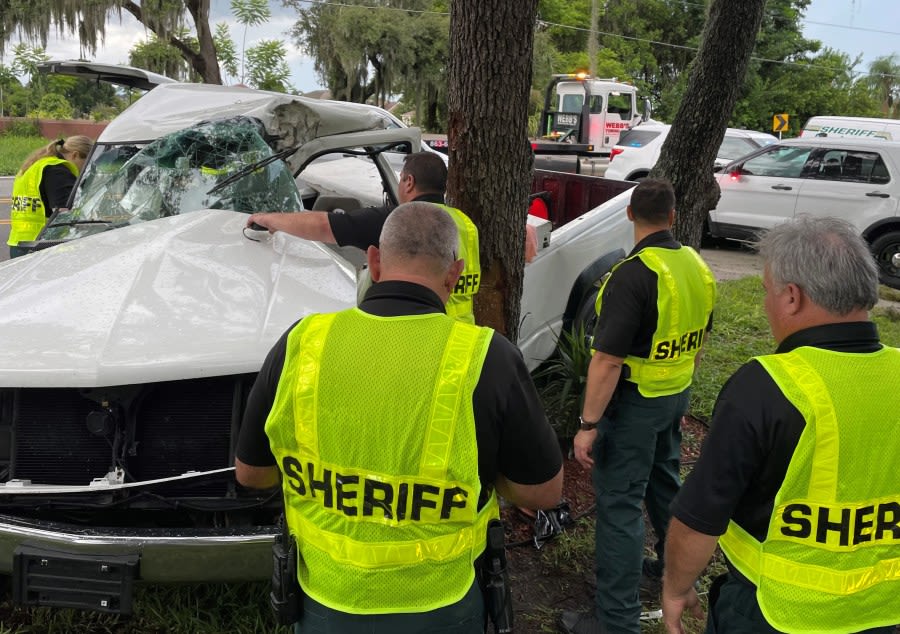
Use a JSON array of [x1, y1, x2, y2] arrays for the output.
[[6, 0, 899, 94]]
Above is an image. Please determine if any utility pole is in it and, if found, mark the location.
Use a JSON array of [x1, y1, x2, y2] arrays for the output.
[[588, 0, 599, 76]]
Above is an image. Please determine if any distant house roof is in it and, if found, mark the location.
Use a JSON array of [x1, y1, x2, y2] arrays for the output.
[[302, 89, 332, 100]]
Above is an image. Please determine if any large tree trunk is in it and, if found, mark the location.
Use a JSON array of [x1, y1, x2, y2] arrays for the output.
[[651, 0, 767, 247], [122, 0, 222, 84], [447, 0, 538, 340], [184, 0, 222, 84]]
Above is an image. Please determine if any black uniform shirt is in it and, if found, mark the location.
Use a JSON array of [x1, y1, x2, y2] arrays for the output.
[[327, 193, 444, 250], [671, 321, 883, 541], [592, 229, 685, 359], [38, 163, 77, 215], [235, 280, 562, 495]]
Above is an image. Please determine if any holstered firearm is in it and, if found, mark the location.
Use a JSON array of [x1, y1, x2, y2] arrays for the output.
[[483, 519, 513, 633], [270, 513, 304, 626]]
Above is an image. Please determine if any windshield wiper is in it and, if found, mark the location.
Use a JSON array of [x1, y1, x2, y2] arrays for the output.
[[206, 145, 300, 196], [46, 219, 114, 228]]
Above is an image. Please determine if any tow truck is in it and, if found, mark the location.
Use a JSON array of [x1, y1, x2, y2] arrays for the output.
[[531, 73, 652, 175]]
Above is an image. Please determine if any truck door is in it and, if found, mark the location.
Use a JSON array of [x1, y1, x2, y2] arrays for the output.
[[599, 91, 635, 150]]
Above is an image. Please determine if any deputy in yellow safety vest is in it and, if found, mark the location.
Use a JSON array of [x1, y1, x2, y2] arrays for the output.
[[664, 216, 900, 634], [235, 202, 563, 632], [562, 179, 716, 634], [8, 135, 93, 258], [246, 152, 481, 323]]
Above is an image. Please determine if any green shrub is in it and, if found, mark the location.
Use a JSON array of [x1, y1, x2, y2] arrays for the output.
[[533, 323, 592, 440], [90, 104, 120, 122], [29, 94, 74, 120], [1, 119, 41, 137]]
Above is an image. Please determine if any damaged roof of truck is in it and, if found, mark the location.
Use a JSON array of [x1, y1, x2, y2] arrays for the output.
[[100, 82, 395, 147]]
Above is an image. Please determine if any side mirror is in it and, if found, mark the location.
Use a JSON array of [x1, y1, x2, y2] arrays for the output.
[[641, 98, 652, 122], [727, 167, 744, 181]]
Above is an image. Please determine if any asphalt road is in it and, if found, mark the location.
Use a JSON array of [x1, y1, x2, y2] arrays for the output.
[[0, 176, 11, 263]]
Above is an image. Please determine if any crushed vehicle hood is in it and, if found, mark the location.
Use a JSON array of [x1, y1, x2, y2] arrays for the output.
[[0, 210, 357, 388]]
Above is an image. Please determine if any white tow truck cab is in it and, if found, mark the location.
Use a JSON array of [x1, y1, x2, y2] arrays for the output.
[[532, 73, 651, 175]]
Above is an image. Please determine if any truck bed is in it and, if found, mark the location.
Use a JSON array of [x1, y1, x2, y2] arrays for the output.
[[531, 170, 636, 229]]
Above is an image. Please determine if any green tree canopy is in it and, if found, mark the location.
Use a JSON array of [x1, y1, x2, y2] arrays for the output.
[[0, 0, 222, 83], [868, 54, 900, 117], [286, 0, 449, 129]]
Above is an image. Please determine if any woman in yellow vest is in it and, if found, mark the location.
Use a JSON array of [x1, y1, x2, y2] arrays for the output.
[[8, 135, 93, 258]]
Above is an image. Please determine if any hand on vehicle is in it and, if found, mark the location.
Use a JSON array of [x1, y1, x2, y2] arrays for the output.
[[573, 428, 597, 469], [246, 213, 274, 232], [662, 584, 703, 634]]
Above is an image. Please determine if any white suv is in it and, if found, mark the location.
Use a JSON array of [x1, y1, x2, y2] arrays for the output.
[[605, 123, 777, 181], [709, 136, 900, 288]]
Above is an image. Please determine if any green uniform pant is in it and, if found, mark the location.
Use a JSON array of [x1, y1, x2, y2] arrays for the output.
[[706, 573, 896, 634], [591, 384, 688, 633], [294, 579, 484, 633]]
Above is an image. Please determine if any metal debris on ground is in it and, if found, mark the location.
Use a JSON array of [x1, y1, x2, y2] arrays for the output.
[[532, 499, 573, 549]]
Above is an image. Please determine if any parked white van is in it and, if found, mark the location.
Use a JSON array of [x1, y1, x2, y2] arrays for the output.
[[801, 115, 900, 142]]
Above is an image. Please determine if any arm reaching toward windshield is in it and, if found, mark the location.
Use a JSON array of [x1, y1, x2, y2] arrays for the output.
[[247, 211, 337, 244]]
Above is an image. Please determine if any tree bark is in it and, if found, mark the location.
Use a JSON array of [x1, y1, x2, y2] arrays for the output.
[[184, 0, 221, 84], [447, 0, 538, 340], [651, 0, 767, 247], [121, 0, 221, 84]]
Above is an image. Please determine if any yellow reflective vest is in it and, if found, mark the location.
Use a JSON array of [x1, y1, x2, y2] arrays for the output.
[[720, 345, 900, 633], [596, 245, 716, 397], [265, 309, 499, 614], [8, 156, 78, 246], [438, 204, 480, 324]]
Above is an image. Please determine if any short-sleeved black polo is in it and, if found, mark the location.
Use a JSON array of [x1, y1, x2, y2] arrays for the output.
[[235, 280, 562, 496], [326, 193, 444, 250], [671, 321, 883, 541]]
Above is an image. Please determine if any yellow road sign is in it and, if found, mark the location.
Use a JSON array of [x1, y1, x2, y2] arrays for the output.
[[773, 113, 789, 132]]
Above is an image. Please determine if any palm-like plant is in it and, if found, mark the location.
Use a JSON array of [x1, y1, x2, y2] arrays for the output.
[[867, 54, 900, 118], [532, 323, 593, 443]]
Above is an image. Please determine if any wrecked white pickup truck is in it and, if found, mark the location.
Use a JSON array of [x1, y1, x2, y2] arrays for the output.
[[0, 79, 635, 613]]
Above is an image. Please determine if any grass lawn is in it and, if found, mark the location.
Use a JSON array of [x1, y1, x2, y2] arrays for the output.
[[0, 136, 51, 176]]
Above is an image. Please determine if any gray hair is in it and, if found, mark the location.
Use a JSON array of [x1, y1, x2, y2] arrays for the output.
[[379, 202, 458, 272], [756, 216, 878, 315]]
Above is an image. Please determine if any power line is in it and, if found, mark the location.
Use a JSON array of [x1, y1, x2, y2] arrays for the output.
[[300, 0, 900, 42], [675, 0, 900, 39], [801, 19, 900, 39], [296, 0, 447, 17], [535, 19, 900, 82], [286, 0, 900, 81]]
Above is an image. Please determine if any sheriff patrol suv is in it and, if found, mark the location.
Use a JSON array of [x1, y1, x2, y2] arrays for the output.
[[709, 136, 900, 288]]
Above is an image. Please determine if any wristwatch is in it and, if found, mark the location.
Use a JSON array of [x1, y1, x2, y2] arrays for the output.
[[578, 416, 599, 432]]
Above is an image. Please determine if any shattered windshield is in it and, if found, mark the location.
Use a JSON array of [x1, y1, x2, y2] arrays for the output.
[[42, 117, 304, 241]]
